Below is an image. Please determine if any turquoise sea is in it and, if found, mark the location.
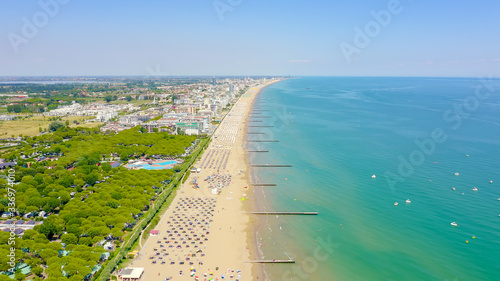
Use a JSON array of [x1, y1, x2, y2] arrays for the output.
[[248, 77, 500, 281]]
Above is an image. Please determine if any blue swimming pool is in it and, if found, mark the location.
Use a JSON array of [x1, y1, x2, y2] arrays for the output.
[[156, 161, 177, 166], [126, 160, 178, 170]]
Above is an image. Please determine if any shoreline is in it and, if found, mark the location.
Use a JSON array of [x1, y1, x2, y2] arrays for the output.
[[243, 81, 282, 281], [131, 79, 282, 281]]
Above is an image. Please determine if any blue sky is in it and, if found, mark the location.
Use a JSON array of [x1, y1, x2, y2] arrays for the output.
[[1, 0, 499, 77]]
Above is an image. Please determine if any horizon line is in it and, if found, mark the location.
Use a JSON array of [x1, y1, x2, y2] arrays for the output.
[[0, 75, 497, 79]]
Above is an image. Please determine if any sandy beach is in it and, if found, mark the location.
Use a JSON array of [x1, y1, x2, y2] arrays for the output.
[[130, 80, 279, 281]]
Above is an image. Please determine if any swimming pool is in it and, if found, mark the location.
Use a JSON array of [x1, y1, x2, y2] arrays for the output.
[[156, 161, 177, 166], [126, 160, 178, 170]]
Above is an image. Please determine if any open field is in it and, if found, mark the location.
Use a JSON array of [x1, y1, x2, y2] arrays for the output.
[[70, 121, 103, 128], [0, 115, 97, 137]]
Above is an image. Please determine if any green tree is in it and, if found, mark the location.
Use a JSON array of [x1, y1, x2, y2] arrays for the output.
[[22, 229, 37, 240], [59, 176, 74, 188], [49, 121, 64, 132], [31, 266, 43, 276], [7, 104, 23, 113], [104, 96, 113, 103], [74, 179, 85, 187], [84, 173, 98, 185], [46, 198, 61, 210], [120, 152, 129, 161], [40, 248, 58, 260], [101, 163, 111, 173], [79, 237, 92, 246], [62, 233, 78, 245], [69, 275, 85, 281], [66, 225, 82, 237], [38, 221, 58, 239], [126, 95, 132, 101], [58, 191, 71, 204], [177, 127, 184, 135], [14, 272, 25, 281]]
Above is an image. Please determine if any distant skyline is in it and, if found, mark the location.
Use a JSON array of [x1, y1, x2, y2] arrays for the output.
[[1, 0, 499, 77]]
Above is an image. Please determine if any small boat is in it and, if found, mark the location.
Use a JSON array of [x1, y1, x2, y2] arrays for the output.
[[371, 174, 376, 178], [454, 172, 460, 176], [451, 222, 458, 227], [490, 180, 493, 184], [452, 187, 456, 191], [406, 199, 411, 203], [472, 187, 478, 191], [394, 202, 398, 206]]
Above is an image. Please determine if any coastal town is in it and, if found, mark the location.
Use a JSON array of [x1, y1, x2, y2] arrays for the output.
[[3, 1, 499, 280], [0, 77, 281, 280], [1, 77, 270, 136]]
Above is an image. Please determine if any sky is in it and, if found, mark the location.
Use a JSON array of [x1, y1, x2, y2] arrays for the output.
[[0, 0, 499, 77]]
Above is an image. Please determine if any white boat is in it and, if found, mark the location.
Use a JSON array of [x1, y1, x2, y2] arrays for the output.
[[472, 187, 478, 191], [394, 202, 398, 206], [489, 180, 493, 184], [452, 187, 456, 191], [371, 174, 376, 178], [451, 222, 458, 227], [454, 172, 460, 176], [406, 199, 411, 203]]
